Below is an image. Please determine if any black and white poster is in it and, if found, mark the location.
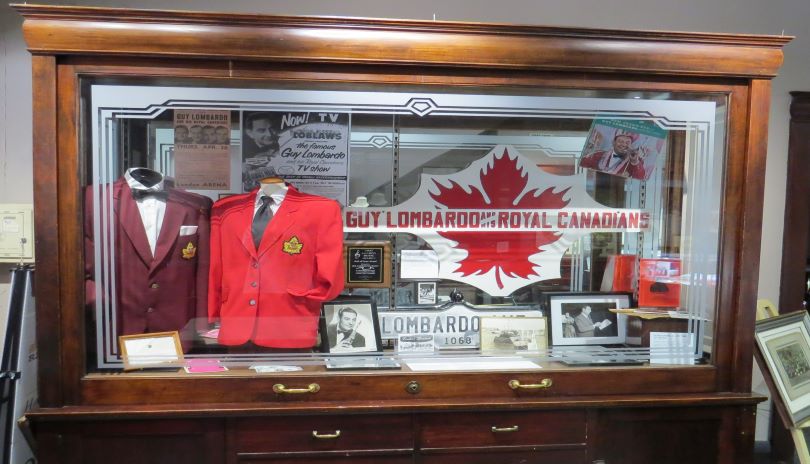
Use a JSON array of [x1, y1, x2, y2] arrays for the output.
[[241, 111, 349, 204]]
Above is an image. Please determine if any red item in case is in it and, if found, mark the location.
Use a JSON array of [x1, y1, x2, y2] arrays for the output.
[[638, 258, 681, 308], [601, 254, 637, 292]]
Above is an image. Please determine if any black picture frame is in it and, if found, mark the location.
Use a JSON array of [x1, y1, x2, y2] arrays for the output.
[[544, 292, 632, 346], [319, 296, 383, 354]]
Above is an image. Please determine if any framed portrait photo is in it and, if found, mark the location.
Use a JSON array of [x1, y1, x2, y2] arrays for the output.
[[546, 292, 631, 346], [755, 311, 810, 428], [319, 297, 383, 354]]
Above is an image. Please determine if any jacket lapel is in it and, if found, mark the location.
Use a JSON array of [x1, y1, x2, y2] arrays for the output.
[[150, 192, 188, 273], [238, 195, 258, 258], [115, 181, 154, 266]]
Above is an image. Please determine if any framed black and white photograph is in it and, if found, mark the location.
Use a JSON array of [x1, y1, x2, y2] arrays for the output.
[[480, 316, 547, 353], [319, 296, 382, 354], [417, 282, 437, 304], [755, 311, 810, 428], [546, 292, 631, 346]]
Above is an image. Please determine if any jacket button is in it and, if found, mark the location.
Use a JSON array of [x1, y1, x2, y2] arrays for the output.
[[150, 283, 160, 289], [251, 282, 258, 287], [249, 299, 256, 306], [147, 307, 155, 313], [252, 262, 259, 269]]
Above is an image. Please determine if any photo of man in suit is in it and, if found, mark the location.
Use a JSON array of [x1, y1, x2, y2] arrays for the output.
[[572, 305, 615, 337], [243, 112, 279, 158], [242, 112, 281, 191], [327, 307, 366, 351], [214, 125, 230, 145], [174, 124, 191, 144]]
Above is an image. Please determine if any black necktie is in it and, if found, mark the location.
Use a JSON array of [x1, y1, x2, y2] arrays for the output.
[[252, 196, 274, 249], [132, 189, 168, 201]]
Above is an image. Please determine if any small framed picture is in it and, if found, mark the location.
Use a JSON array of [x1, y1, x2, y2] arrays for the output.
[[755, 311, 810, 427], [118, 331, 183, 371], [546, 292, 631, 346], [417, 282, 437, 305], [319, 296, 382, 354], [480, 316, 547, 353]]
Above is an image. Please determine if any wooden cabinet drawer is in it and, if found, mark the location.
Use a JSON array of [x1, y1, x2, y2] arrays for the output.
[[418, 410, 586, 448], [233, 415, 413, 453], [239, 455, 413, 464], [419, 449, 588, 464]]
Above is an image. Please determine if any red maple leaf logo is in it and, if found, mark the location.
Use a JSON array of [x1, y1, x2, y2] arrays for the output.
[[430, 149, 570, 290]]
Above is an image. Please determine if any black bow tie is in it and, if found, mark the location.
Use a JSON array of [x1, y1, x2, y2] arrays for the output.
[[131, 189, 168, 201]]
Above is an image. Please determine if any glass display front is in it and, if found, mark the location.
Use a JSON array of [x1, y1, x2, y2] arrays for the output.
[[83, 81, 725, 374]]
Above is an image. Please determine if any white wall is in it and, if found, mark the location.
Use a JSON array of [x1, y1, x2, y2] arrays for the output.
[[1, 0, 808, 443]]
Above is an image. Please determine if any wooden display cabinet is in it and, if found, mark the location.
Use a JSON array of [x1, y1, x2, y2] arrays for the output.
[[15, 4, 789, 463]]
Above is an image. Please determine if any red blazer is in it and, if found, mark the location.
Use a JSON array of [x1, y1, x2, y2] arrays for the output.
[[580, 150, 645, 179], [84, 179, 212, 349], [208, 187, 345, 348]]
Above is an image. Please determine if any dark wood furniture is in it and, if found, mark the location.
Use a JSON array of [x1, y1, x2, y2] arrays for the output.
[[780, 92, 810, 313], [16, 4, 789, 463], [771, 92, 810, 462]]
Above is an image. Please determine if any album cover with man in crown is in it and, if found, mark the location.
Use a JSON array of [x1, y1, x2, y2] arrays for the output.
[[579, 118, 668, 181]]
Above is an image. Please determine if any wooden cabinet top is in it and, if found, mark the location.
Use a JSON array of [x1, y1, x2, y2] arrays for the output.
[[15, 4, 790, 77]]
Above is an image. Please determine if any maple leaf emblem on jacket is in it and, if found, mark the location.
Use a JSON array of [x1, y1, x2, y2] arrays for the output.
[[430, 149, 570, 290]]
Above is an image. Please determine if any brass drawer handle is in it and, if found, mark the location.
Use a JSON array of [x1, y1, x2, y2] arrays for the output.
[[272, 383, 320, 394], [508, 378, 552, 390], [312, 430, 341, 439], [491, 425, 520, 433]]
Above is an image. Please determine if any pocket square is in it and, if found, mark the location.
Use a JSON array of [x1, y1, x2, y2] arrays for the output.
[[179, 225, 198, 236]]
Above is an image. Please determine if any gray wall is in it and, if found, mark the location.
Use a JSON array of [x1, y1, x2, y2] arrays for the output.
[[1, 0, 808, 442]]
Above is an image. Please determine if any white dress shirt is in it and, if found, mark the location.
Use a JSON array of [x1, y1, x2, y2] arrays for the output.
[[253, 186, 287, 219], [125, 169, 166, 256]]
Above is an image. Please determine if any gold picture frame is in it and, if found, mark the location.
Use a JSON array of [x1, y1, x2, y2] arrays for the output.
[[118, 331, 183, 371]]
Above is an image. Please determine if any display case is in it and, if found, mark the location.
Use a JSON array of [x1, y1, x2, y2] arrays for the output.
[[16, 4, 790, 463]]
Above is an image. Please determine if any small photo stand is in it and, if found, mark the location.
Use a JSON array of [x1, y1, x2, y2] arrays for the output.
[[546, 292, 631, 346], [320, 296, 382, 354], [755, 311, 810, 428], [118, 331, 183, 371]]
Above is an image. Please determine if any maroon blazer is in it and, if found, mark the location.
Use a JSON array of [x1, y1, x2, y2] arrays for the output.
[[208, 187, 344, 348], [84, 179, 212, 348]]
